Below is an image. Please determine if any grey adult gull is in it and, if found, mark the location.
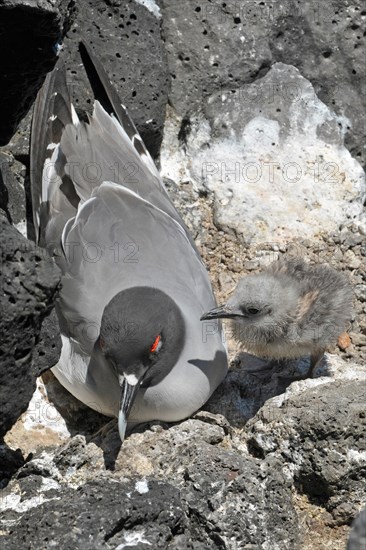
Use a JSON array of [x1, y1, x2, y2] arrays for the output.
[[201, 258, 352, 378], [30, 43, 228, 441]]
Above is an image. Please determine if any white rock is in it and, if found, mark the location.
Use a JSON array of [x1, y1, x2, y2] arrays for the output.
[[21, 378, 70, 438], [134, 479, 149, 494], [161, 63, 365, 245], [134, 0, 161, 18]]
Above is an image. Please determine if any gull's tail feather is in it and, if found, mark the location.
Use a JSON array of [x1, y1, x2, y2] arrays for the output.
[[79, 41, 162, 183], [30, 61, 74, 244]]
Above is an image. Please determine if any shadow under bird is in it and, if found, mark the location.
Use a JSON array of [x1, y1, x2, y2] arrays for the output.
[[30, 43, 227, 441], [201, 258, 353, 377]]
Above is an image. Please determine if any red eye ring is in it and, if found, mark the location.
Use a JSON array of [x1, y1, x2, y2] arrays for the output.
[[150, 335, 161, 353]]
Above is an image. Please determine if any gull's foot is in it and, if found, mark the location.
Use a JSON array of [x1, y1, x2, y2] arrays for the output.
[[275, 355, 326, 383], [243, 358, 286, 381]]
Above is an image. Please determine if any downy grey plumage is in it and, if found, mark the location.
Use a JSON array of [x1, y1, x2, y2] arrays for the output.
[[201, 258, 353, 377]]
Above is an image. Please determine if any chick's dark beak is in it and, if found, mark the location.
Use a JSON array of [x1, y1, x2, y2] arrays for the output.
[[200, 304, 240, 321], [117, 363, 148, 442]]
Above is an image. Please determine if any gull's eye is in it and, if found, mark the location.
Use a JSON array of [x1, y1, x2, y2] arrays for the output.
[[150, 334, 162, 353], [247, 307, 260, 315]]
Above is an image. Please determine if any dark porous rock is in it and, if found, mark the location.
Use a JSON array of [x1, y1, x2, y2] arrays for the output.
[[114, 419, 299, 548], [58, 0, 169, 159], [1, 419, 299, 549], [0, 216, 60, 438], [179, 448, 298, 549], [1, 476, 185, 550], [247, 379, 366, 525], [269, 1, 366, 169], [0, 109, 33, 162], [31, 308, 62, 377], [160, 0, 272, 117], [0, 152, 27, 226], [0, 443, 24, 489], [0, 0, 73, 146], [53, 434, 105, 474], [160, 0, 366, 167], [348, 507, 366, 550]]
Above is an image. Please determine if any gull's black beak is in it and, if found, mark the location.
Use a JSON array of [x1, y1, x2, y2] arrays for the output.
[[117, 366, 147, 442], [200, 305, 239, 321]]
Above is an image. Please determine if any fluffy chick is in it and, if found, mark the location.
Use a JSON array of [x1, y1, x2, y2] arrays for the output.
[[201, 258, 353, 377]]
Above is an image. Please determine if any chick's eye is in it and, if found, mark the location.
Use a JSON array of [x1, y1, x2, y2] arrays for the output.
[[247, 307, 260, 315], [150, 334, 162, 353]]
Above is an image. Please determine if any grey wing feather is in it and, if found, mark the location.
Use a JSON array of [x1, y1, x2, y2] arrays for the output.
[[80, 41, 162, 183], [30, 61, 78, 244], [32, 46, 201, 259], [58, 182, 214, 353], [52, 100, 200, 255], [30, 61, 75, 244]]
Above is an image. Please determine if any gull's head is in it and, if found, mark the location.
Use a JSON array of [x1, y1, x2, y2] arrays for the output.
[[99, 286, 185, 441]]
